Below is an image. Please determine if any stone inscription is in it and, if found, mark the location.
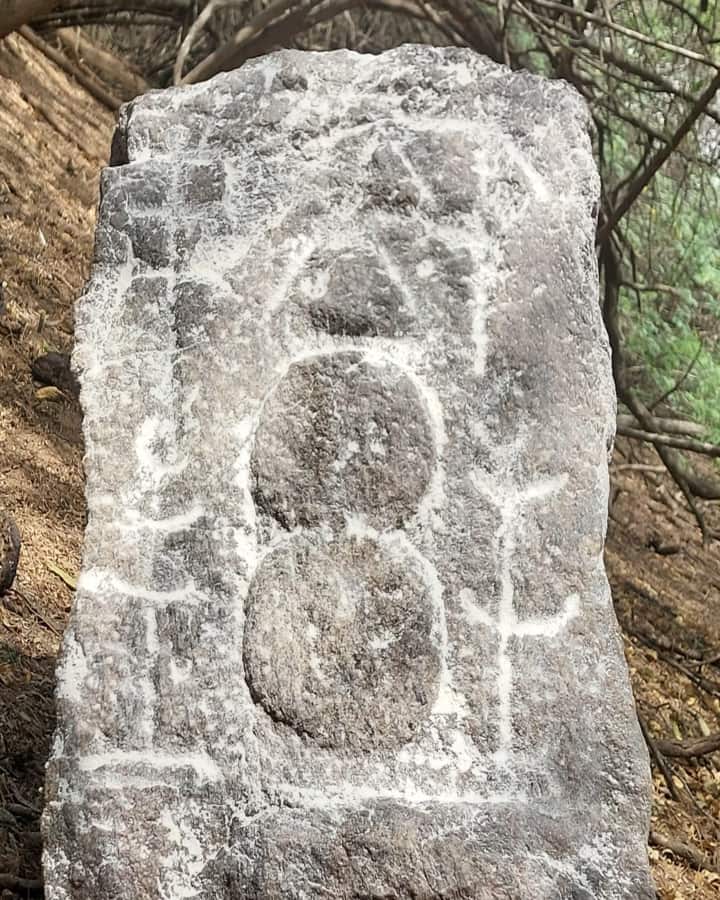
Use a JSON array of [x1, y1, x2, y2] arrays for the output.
[[43, 46, 656, 900]]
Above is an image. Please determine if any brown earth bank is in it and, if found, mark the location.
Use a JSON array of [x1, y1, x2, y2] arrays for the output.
[[0, 30, 719, 900], [0, 30, 113, 897]]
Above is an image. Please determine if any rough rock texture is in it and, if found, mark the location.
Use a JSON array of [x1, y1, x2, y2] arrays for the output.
[[43, 45, 655, 899]]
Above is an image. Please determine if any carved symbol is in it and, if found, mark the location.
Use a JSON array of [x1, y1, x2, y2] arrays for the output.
[[245, 350, 443, 749], [250, 352, 435, 531], [464, 465, 579, 759], [243, 534, 441, 750]]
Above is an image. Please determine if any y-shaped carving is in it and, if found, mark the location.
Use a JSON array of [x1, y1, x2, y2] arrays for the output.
[[462, 467, 579, 760]]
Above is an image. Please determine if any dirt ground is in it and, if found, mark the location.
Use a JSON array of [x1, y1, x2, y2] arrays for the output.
[[0, 31, 113, 896], [609, 452, 720, 899], [0, 29, 719, 899]]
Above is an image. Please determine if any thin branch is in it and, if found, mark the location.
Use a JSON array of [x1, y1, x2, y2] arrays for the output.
[[180, 0, 311, 84], [638, 715, 680, 802], [649, 343, 703, 411], [33, 1, 189, 26], [598, 68, 720, 242], [412, 0, 466, 47], [501, 0, 720, 130], [592, 94, 668, 146], [600, 239, 713, 536], [620, 281, 685, 297], [572, 36, 720, 127], [173, 0, 243, 85], [616, 426, 720, 460], [628, 625, 720, 695], [235, 0, 363, 62], [38, 12, 177, 27], [658, 0, 711, 35], [431, 0, 504, 60], [525, 0, 719, 67], [616, 414, 706, 438], [56, 27, 149, 99]]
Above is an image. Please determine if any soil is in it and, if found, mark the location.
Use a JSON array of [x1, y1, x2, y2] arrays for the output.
[[0, 31, 113, 896], [0, 28, 719, 900]]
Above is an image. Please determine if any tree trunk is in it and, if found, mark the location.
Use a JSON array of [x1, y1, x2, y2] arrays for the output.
[[0, 1, 61, 38]]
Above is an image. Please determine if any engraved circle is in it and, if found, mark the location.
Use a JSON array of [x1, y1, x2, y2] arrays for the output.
[[250, 352, 436, 530], [243, 535, 441, 750]]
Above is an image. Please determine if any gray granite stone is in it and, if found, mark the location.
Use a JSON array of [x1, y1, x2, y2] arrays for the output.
[[43, 45, 655, 900]]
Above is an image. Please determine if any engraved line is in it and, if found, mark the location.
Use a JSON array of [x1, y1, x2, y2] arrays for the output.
[[77, 751, 222, 782], [470, 468, 571, 760]]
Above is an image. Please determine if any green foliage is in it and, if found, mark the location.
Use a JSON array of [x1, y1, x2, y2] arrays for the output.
[[623, 299, 720, 442], [619, 160, 720, 440], [588, 0, 720, 441]]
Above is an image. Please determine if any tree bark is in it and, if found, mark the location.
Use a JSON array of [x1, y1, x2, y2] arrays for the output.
[[0, 1, 62, 38]]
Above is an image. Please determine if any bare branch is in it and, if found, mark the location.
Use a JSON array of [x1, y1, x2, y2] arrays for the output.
[[649, 343, 703, 412], [180, 0, 307, 84], [620, 281, 685, 298], [617, 426, 720, 461], [616, 414, 706, 438], [525, 0, 719, 68], [173, 0, 243, 85], [598, 68, 720, 243]]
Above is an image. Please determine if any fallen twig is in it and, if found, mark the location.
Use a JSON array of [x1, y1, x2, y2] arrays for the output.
[[655, 732, 720, 759], [650, 830, 720, 875], [9, 587, 62, 636], [612, 463, 665, 474], [6, 802, 40, 819], [18, 26, 122, 111], [628, 626, 720, 696], [639, 715, 680, 801], [56, 27, 148, 99]]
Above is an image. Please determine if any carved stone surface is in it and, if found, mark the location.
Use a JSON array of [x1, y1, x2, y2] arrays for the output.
[[43, 45, 655, 899]]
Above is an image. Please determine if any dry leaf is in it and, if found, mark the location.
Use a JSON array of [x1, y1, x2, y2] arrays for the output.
[[35, 385, 65, 402], [47, 561, 77, 589]]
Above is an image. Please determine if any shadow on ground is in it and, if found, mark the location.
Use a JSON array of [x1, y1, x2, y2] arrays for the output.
[[0, 635, 55, 895]]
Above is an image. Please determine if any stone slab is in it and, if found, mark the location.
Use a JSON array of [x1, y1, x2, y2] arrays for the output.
[[43, 45, 655, 899]]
